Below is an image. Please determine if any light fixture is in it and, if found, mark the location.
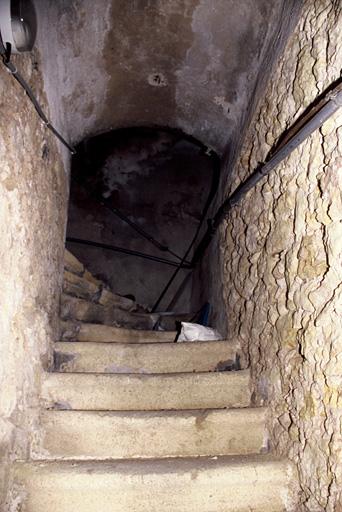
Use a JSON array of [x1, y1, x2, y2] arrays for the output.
[[0, 0, 37, 53]]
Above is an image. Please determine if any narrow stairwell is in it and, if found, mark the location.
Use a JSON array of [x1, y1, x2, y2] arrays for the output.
[[13, 250, 296, 511]]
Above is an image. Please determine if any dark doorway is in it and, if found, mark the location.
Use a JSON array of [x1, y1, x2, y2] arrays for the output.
[[66, 127, 219, 312]]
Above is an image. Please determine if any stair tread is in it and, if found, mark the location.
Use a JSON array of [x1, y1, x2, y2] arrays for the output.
[[16, 453, 290, 471], [39, 405, 265, 418], [14, 455, 293, 512], [42, 370, 251, 411], [63, 270, 101, 301], [61, 321, 177, 343], [35, 407, 267, 460], [55, 339, 234, 347], [64, 249, 84, 275], [63, 250, 136, 311], [60, 294, 152, 329], [53, 340, 239, 374]]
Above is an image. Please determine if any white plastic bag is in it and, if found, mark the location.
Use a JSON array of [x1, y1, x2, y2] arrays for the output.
[[177, 322, 223, 342]]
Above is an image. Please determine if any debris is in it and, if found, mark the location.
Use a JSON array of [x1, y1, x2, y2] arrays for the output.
[[177, 322, 223, 342]]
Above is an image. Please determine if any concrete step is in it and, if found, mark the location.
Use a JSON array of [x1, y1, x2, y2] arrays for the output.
[[60, 321, 177, 343], [53, 340, 239, 374], [42, 370, 251, 411], [14, 456, 294, 512], [35, 407, 267, 460], [60, 294, 152, 329]]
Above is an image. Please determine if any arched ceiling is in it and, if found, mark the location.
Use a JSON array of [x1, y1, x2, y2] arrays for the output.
[[36, 0, 300, 154]]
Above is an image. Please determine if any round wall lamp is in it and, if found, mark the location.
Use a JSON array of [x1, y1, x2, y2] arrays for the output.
[[0, 0, 37, 53]]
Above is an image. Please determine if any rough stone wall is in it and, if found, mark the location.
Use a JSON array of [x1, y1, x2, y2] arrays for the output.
[[0, 52, 68, 507], [213, 1, 342, 510]]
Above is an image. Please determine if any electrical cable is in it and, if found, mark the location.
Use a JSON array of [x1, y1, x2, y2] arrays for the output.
[[66, 237, 193, 269], [151, 152, 220, 312], [70, 175, 192, 264], [191, 78, 342, 267], [0, 38, 76, 154]]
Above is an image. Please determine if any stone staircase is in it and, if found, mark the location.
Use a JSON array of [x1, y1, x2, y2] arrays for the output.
[[12, 250, 296, 511]]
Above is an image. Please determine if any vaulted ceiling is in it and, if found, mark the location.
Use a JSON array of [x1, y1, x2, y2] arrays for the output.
[[36, 0, 300, 154]]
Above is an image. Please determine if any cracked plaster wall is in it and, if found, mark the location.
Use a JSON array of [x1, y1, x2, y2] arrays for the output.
[[209, 1, 342, 510], [0, 51, 68, 507]]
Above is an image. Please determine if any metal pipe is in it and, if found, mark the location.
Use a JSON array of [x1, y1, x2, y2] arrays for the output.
[[151, 152, 221, 312], [66, 237, 193, 269], [216, 83, 342, 224], [0, 38, 76, 154], [191, 80, 342, 265], [70, 176, 192, 265], [166, 270, 193, 311], [99, 198, 169, 253]]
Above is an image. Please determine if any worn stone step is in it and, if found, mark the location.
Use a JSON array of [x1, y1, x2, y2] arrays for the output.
[[97, 288, 136, 310], [62, 276, 136, 311], [64, 249, 84, 275], [60, 294, 151, 329], [63, 270, 101, 301], [64, 250, 136, 310], [14, 456, 294, 512], [60, 321, 177, 343], [53, 340, 239, 374], [36, 407, 267, 460], [42, 370, 251, 411]]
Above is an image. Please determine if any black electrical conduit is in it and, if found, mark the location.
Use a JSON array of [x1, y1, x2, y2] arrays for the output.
[[66, 237, 193, 269], [0, 39, 76, 154], [151, 150, 221, 312], [70, 176, 191, 265], [68, 147, 220, 273], [153, 78, 342, 312], [68, 139, 220, 269]]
